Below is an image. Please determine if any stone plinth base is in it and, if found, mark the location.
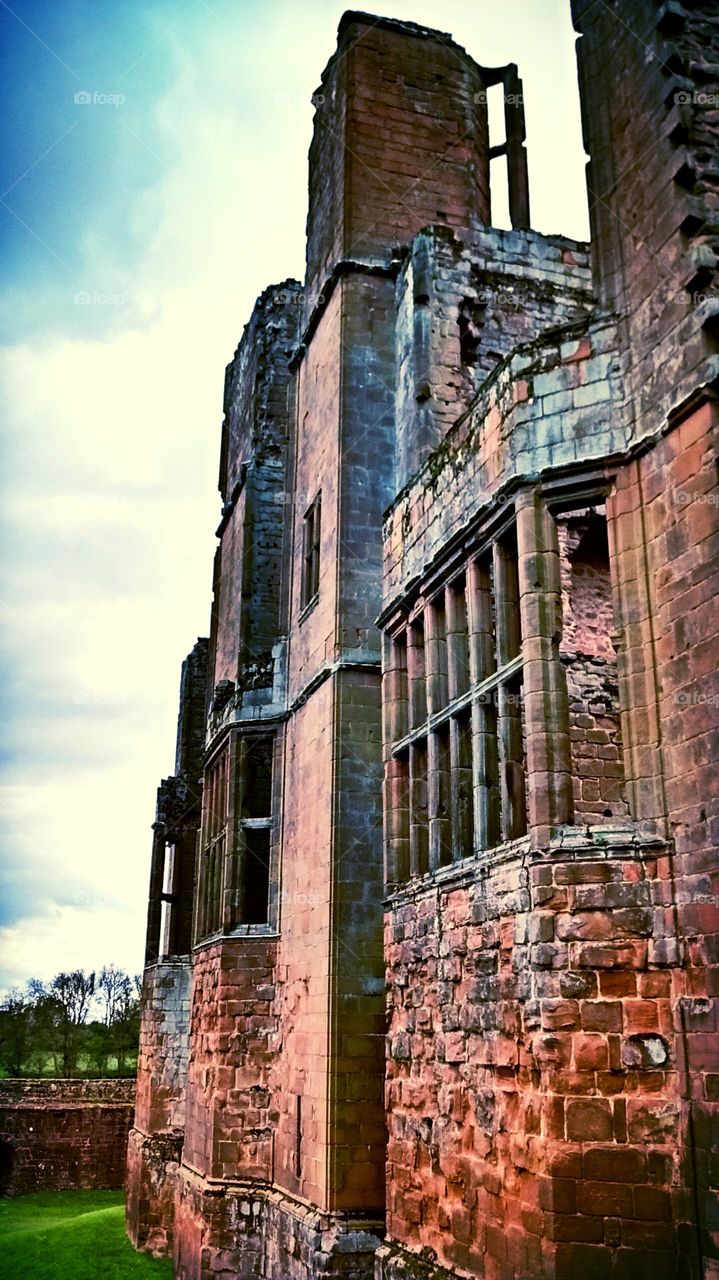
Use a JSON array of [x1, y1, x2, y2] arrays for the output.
[[375, 1242, 461, 1280], [126, 1126, 184, 1256], [173, 1165, 383, 1280]]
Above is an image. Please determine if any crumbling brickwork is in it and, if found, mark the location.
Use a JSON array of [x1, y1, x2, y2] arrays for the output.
[[0, 1078, 134, 1196], [130, 6, 718, 1279]]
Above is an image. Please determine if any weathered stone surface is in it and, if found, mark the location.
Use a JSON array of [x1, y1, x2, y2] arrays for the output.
[[0, 1078, 134, 1196]]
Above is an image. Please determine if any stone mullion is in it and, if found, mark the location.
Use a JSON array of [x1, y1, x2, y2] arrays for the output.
[[515, 487, 573, 843], [425, 597, 448, 716], [169, 826, 198, 956], [426, 595, 450, 870], [494, 537, 525, 841], [191, 835, 203, 945], [193, 768, 212, 943], [409, 739, 428, 877], [145, 825, 166, 965], [222, 735, 239, 933], [449, 714, 473, 861], [383, 631, 408, 747], [384, 754, 410, 887], [605, 468, 664, 824], [207, 759, 219, 933], [467, 556, 500, 850], [382, 632, 401, 888], [466, 556, 495, 685], [493, 537, 521, 666], [473, 696, 501, 850], [446, 580, 469, 701], [497, 680, 526, 841], [428, 725, 452, 870], [406, 617, 426, 730]]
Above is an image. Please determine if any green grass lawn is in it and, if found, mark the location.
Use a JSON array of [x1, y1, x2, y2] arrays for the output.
[[0, 1190, 174, 1279]]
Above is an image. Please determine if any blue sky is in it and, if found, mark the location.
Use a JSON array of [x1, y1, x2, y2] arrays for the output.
[[0, 0, 588, 990]]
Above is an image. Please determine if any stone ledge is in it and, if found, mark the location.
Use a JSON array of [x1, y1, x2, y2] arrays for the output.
[[375, 1241, 465, 1280], [386, 823, 668, 907]]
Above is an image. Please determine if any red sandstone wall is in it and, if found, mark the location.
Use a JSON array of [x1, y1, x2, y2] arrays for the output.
[[182, 938, 278, 1184], [134, 962, 191, 1135], [127, 962, 191, 1255], [383, 836, 689, 1280], [0, 1078, 134, 1195], [304, 16, 490, 314], [608, 399, 719, 1272], [273, 686, 334, 1209], [213, 496, 248, 688], [289, 290, 341, 696]]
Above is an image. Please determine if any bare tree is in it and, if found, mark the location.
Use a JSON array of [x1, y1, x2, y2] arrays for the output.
[[97, 965, 132, 1027]]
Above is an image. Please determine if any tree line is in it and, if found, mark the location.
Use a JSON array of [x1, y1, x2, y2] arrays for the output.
[[0, 966, 141, 1078]]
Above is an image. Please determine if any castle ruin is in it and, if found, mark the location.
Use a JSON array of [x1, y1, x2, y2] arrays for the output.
[[128, 5, 719, 1277]]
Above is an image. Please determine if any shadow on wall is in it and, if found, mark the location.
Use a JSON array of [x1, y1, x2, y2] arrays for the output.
[[0, 1140, 16, 1196]]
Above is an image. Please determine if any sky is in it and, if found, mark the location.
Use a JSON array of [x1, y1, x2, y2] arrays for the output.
[[0, 0, 589, 992]]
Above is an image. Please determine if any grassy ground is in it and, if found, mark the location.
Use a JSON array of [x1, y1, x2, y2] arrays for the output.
[[0, 1190, 173, 1279]]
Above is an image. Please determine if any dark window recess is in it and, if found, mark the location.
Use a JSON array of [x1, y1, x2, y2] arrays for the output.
[[242, 827, 271, 924], [235, 733, 274, 926], [197, 747, 229, 939], [458, 297, 486, 365], [243, 737, 273, 818], [0, 1140, 15, 1195], [302, 493, 322, 608]]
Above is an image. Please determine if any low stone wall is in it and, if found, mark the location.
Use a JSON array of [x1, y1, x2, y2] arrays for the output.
[[0, 1078, 135, 1195]]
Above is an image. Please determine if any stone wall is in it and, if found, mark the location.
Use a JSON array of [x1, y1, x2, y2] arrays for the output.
[[127, 961, 191, 1254], [174, 1176, 381, 1280], [0, 1077, 135, 1196], [304, 14, 492, 317], [572, 0, 719, 433], [383, 313, 625, 606], [394, 224, 592, 488], [607, 397, 719, 1274], [182, 938, 278, 1184], [380, 830, 692, 1280]]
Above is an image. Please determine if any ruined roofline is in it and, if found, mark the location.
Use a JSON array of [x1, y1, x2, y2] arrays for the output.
[[333, 12, 528, 93], [337, 9, 455, 46], [225, 277, 302, 372], [313, 9, 480, 93], [380, 309, 604, 525]]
